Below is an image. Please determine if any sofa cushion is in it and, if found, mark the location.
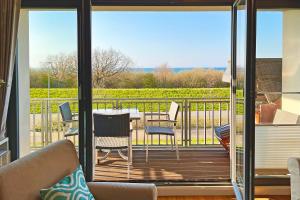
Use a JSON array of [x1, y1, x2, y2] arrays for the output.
[[40, 165, 94, 200], [273, 109, 300, 124], [259, 103, 279, 123], [0, 140, 79, 200]]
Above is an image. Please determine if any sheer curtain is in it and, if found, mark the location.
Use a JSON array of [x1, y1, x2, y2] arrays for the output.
[[0, 0, 21, 139]]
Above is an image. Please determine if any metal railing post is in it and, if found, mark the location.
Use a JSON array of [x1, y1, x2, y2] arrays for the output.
[[184, 99, 189, 147], [46, 99, 49, 146], [41, 101, 45, 147], [188, 101, 191, 146], [116, 99, 119, 109]]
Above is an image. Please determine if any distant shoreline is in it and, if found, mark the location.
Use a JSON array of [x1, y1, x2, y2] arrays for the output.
[[130, 67, 226, 73]]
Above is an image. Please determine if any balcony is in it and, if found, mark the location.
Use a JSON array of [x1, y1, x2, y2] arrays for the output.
[[30, 97, 231, 182]]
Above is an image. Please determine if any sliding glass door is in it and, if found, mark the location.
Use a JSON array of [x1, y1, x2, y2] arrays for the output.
[[231, 0, 256, 199], [231, 0, 246, 198]]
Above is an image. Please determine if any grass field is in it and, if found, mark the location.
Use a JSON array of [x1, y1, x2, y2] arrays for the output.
[[30, 88, 244, 113], [31, 88, 237, 99]]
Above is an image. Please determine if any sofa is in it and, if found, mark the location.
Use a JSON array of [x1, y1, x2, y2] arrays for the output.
[[0, 140, 157, 200], [288, 158, 300, 200]]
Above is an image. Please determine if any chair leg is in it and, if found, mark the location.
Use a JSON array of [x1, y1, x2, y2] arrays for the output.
[[127, 162, 130, 179], [95, 149, 98, 165], [170, 136, 174, 151], [143, 131, 146, 150], [146, 133, 149, 163], [129, 136, 133, 164], [127, 146, 130, 179], [127, 134, 132, 179], [174, 135, 179, 160], [98, 150, 111, 164]]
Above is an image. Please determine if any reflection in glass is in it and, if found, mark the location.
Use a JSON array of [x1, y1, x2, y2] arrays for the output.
[[255, 8, 300, 177]]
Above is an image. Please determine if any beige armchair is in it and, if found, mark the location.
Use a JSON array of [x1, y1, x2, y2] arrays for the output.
[[0, 140, 157, 200], [288, 157, 300, 200]]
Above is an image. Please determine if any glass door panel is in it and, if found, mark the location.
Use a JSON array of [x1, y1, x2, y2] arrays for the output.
[[255, 7, 300, 179], [232, 0, 246, 199], [18, 9, 79, 155]]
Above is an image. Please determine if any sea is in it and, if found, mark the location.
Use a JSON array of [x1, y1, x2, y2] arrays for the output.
[[131, 67, 226, 73]]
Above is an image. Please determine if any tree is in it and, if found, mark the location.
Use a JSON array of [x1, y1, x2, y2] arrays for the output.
[[30, 68, 49, 88], [142, 73, 157, 88], [154, 63, 173, 88], [43, 53, 78, 88], [92, 48, 132, 88]]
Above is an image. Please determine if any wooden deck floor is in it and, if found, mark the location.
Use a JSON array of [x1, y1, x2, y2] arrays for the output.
[[94, 148, 230, 182]]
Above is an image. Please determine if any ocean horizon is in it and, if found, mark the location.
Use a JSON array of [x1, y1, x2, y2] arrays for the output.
[[131, 67, 226, 73]]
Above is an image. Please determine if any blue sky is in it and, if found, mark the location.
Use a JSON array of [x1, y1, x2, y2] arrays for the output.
[[29, 10, 282, 68]]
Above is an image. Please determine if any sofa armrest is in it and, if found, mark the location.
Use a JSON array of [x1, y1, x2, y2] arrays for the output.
[[87, 182, 157, 200], [288, 158, 300, 200], [288, 157, 300, 175]]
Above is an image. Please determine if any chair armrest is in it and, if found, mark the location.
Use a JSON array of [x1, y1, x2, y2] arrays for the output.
[[147, 119, 170, 122], [87, 182, 157, 200], [72, 114, 79, 120], [146, 119, 177, 123], [144, 112, 169, 116], [64, 119, 78, 123]]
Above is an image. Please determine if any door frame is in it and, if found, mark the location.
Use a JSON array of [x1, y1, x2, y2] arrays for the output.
[[231, 0, 256, 199]]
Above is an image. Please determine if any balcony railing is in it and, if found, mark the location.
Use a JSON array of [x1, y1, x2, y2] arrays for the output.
[[30, 97, 230, 149]]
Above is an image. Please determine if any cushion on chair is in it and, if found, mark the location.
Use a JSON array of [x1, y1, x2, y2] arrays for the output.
[[145, 126, 174, 135], [95, 137, 129, 149], [65, 127, 79, 137], [215, 124, 230, 139], [214, 124, 230, 153]]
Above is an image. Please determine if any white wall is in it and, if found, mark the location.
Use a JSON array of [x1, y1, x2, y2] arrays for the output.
[[282, 10, 300, 115], [18, 10, 31, 157]]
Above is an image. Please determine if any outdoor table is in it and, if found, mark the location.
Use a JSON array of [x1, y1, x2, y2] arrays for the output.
[[93, 108, 141, 121]]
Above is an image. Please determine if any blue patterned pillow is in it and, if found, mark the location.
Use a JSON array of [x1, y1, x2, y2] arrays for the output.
[[40, 165, 95, 200]]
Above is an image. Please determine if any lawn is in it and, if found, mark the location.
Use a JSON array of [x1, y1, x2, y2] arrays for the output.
[[31, 88, 235, 99], [30, 88, 243, 113]]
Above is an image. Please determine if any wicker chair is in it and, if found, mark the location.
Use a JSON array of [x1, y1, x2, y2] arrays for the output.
[[93, 113, 132, 166], [144, 101, 180, 162], [59, 102, 78, 138]]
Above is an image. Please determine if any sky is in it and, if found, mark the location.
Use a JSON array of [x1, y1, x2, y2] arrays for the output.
[[28, 10, 282, 68]]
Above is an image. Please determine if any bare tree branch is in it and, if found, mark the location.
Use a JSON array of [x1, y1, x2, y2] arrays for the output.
[[42, 52, 78, 86], [92, 48, 132, 88]]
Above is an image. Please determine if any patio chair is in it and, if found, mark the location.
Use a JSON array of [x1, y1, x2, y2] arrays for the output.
[[59, 102, 79, 138], [144, 101, 180, 162], [93, 113, 132, 166], [214, 124, 230, 153]]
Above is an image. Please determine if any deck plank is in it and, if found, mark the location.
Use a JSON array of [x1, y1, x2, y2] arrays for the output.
[[94, 148, 231, 182]]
